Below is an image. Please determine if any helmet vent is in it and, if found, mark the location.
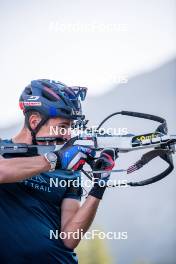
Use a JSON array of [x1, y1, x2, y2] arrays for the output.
[[42, 86, 61, 102], [25, 87, 32, 95]]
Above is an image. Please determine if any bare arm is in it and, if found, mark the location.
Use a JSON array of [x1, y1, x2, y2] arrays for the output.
[[61, 196, 100, 249], [0, 156, 50, 183]]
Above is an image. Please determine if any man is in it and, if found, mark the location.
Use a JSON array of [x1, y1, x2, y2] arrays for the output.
[[0, 79, 117, 263]]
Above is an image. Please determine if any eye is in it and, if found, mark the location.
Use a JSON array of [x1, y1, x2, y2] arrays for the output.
[[58, 124, 70, 129]]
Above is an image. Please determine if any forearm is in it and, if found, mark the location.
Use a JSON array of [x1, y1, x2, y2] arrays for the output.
[[0, 156, 50, 183], [62, 195, 100, 249]]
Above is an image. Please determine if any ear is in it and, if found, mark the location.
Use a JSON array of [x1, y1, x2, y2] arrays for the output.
[[29, 114, 41, 130]]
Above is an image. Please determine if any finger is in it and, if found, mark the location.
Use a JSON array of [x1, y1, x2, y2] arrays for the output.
[[72, 159, 86, 171], [86, 156, 96, 169], [67, 152, 87, 170], [101, 148, 118, 160], [79, 146, 96, 157], [94, 156, 115, 171], [93, 158, 104, 170]]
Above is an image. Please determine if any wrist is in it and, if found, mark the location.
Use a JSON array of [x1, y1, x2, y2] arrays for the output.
[[41, 155, 52, 171], [88, 182, 107, 200], [43, 152, 58, 171]]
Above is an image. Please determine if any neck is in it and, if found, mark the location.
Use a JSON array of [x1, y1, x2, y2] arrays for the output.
[[12, 128, 32, 144]]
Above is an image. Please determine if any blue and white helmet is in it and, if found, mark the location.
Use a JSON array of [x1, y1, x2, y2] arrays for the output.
[[19, 79, 87, 143]]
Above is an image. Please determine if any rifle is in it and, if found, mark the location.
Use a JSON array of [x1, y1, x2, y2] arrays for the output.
[[0, 111, 176, 187]]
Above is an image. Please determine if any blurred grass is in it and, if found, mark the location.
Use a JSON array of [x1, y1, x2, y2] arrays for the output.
[[75, 232, 113, 264]]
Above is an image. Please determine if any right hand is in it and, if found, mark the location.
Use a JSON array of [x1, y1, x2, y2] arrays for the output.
[[54, 137, 95, 171], [88, 149, 118, 200]]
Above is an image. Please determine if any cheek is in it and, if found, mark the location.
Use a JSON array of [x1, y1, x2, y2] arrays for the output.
[[43, 126, 52, 134], [36, 125, 51, 136], [64, 133, 71, 140]]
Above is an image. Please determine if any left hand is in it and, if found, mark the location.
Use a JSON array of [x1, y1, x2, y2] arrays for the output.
[[93, 148, 118, 184]]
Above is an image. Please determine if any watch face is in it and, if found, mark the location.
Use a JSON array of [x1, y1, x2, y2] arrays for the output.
[[47, 152, 57, 162]]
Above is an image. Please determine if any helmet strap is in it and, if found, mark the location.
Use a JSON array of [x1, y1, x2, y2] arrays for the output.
[[25, 112, 49, 145]]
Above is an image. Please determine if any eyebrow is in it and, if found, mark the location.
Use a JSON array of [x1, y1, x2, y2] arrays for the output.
[[56, 122, 72, 126]]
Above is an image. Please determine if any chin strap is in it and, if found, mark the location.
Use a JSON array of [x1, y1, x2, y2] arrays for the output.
[[25, 112, 49, 144]]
